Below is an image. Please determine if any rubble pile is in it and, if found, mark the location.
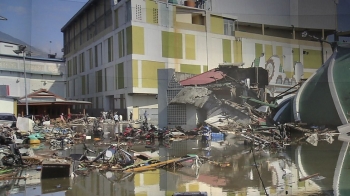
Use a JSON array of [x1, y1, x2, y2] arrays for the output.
[[70, 117, 96, 125], [67, 143, 201, 175], [239, 130, 286, 150]]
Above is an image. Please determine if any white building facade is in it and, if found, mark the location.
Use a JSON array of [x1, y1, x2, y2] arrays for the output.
[[0, 41, 66, 115]]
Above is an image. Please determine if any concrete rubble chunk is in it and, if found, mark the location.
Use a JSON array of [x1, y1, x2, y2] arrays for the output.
[[169, 87, 212, 108]]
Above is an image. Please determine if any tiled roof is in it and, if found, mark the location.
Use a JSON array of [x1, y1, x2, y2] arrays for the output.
[[180, 69, 225, 86]]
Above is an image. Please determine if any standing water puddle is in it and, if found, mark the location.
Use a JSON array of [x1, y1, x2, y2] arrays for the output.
[[3, 124, 348, 196]]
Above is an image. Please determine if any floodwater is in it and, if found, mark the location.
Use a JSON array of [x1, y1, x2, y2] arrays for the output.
[[4, 124, 350, 196]]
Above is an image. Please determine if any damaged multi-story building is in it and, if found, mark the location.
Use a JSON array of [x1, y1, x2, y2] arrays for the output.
[[62, 0, 336, 121]]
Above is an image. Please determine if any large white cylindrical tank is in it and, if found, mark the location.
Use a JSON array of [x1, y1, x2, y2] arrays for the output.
[[294, 62, 304, 82]]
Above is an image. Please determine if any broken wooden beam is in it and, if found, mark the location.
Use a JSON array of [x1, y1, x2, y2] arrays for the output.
[[124, 156, 197, 173], [299, 173, 319, 181], [124, 158, 182, 172], [0, 176, 26, 181]]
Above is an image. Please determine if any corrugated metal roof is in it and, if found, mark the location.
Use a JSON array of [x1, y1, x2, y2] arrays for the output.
[[180, 69, 225, 86]]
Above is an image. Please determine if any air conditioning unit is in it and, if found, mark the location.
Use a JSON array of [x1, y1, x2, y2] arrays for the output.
[[61, 48, 64, 52]]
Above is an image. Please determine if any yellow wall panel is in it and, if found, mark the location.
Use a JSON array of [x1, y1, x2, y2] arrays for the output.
[[162, 31, 183, 59], [146, 0, 158, 24], [132, 60, 139, 87], [284, 71, 294, 78], [126, 27, 132, 55], [293, 48, 300, 64], [233, 40, 242, 63], [265, 44, 273, 61], [203, 65, 208, 72], [180, 64, 201, 74], [141, 61, 165, 88], [210, 15, 223, 34], [223, 39, 232, 63], [255, 43, 263, 58], [14, 100, 17, 117], [126, 26, 145, 55], [276, 46, 283, 66], [185, 34, 196, 60], [303, 49, 322, 69], [132, 26, 145, 55], [96, 70, 102, 92], [118, 30, 124, 57], [303, 72, 314, 78]]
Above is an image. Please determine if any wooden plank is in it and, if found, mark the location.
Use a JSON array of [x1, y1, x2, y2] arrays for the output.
[[124, 158, 181, 172]]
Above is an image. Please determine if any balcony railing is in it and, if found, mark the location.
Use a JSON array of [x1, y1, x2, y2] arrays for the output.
[[168, 0, 211, 10], [114, 0, 211, 10]]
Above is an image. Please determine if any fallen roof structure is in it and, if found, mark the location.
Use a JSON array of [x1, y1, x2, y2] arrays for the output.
[[180, 69, 225, 86], [169, 65, 269, 130]]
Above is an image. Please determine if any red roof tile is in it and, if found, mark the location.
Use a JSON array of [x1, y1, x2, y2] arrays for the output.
[[180, 69, 225, 86]]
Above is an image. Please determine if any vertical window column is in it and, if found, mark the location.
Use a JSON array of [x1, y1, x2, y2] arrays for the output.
[[108, 36, 113, 62]]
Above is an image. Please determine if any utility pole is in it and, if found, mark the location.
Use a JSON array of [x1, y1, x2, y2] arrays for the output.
[[13, 45, 29, 116]]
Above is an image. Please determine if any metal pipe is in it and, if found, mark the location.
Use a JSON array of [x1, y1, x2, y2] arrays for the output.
[[23, 53, 28, 116], [320, 41, 324, 64]]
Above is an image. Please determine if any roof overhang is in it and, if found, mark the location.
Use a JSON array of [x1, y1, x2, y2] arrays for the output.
[[211, 13, 237, 20], [17, 100, 91, 106]]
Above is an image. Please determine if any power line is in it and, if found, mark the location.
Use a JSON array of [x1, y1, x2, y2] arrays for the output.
[[251, 143, 268, 196]]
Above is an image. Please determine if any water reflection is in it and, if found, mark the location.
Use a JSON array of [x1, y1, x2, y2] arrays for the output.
[[334, 142, 350, 196], [8, 176, 71, 196], [64, 140, 348, 195], [7, 124, 350, 196]]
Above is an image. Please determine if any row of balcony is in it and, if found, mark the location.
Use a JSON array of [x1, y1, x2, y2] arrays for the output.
[[114, 0, 209, 10]]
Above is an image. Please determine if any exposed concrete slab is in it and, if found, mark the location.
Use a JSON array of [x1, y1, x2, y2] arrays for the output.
[[169, 87, 212, 108], [205, 115, 231, 131]]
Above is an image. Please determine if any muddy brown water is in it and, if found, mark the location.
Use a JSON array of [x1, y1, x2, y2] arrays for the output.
[[2, 124, 348, 196]]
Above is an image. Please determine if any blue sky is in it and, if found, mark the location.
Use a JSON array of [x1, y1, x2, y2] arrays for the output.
[[0, 0, 88, 58], [0, 0, 350, 58]]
